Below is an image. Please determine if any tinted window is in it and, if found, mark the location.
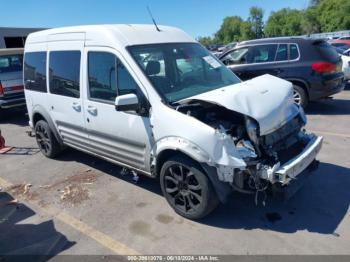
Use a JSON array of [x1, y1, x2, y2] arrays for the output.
[[221, 48, 249, 65], [315, 42, 340, 62], [289, 44, 299, 60], [250, 44, 278, 63], [24, 52, 47, 92], [117, 62, 139, 96], [275, 44, 288, 61], [49, 51, 80, 98], [88, 52, 138, 102], [0, 54, 23, 73]]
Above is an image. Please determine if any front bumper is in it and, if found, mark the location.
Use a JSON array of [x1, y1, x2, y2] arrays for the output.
[[271, 160, 319, 200], [273, 135, 323, 184]]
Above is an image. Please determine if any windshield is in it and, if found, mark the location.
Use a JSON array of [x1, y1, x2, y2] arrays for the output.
[[128, 43, 241, 103], [0, 54, 23, 73]]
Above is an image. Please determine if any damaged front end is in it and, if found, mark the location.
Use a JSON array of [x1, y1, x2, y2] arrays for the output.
[[176, 75, 323, 203]]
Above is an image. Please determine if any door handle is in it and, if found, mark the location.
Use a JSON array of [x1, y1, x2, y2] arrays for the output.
[[72, 102, 81, 112], [87, 105, 98, 115]]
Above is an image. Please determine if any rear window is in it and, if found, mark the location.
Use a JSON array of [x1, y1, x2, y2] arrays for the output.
[[24, 52, 47, 92], [315, 42, 340, 62], [0, 54, 23, 73], [49, 51, 81, 98]]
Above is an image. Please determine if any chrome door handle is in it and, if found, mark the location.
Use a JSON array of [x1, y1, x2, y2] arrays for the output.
[[87, 105, 97, 115], [72, 102, 81, 112]]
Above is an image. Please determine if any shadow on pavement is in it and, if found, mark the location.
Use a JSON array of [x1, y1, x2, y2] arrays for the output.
[[55, 148, 163, 196], [306, 98, 350, 115], [0, 192, 75, 257], [199, 162, 350, 235], [0, 109, 28, 127], [56, 147, 350, 235]]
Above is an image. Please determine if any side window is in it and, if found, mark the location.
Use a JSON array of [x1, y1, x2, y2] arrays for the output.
[[117, 62, 138, 96], [250, 44, 278, 63], [275, 44, 288, 61], [49, 51, 81, 98], [0, 54, 23, 73], [88, 52, 117, 102], [289, 44, 299, 60], [221, 48, 249, 65], [24, 52, 47, 92], [88, 51, 139, 102]]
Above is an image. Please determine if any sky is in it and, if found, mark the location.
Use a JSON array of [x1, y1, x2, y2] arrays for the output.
[[0, 0, 309, 38]]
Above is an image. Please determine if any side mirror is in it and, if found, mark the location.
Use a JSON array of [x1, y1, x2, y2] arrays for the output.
[[115, 93, 139, 112]]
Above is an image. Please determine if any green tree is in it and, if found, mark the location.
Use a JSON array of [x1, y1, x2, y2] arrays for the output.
[[248, 6, 264, 39], [214, 16, 255, 43], [264, 8, 303, 37], [197, 36, 214, 46], [301, 5, 320, 35], [315, 0, 350, 32]]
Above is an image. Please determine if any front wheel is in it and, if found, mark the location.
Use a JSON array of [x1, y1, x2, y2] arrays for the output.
[[160, 155, 219, 220], [35, 120, 62, 158]]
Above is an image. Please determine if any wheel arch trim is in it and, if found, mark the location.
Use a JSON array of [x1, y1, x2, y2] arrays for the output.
[[32, 105, 63, 145]]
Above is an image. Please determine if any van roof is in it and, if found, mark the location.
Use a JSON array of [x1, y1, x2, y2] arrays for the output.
[[25, 24, 196, 47]]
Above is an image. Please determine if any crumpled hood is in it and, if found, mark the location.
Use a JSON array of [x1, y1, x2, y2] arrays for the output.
[[179, 74, 300, 135]]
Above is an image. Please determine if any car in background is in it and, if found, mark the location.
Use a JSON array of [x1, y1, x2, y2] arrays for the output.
[[334, 47, 350, 80], [219, 37, 345, 108], [0, 48, 25, 112], [337, 36, 350, 41], [329, 37, 350, 47], [205, 44, 225, 57], [330, 42, 350, 52], [213, 42, 238, 57]]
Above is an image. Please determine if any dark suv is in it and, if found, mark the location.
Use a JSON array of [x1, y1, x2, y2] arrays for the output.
[[219, 37, 345, 107]]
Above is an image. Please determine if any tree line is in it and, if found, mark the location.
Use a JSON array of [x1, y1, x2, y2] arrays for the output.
[[197, 0, 350, 45]]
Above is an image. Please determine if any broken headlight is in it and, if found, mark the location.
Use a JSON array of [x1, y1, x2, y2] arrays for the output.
[[236, 139, 257, 159], [245, 116, 261, 156], [299, 106, 307, 125], [245, 117, 259, 145]]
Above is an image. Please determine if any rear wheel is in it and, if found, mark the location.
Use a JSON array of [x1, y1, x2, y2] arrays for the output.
[[160, 155, 219, 220], [293, 85, 308, 108], [35, 120, 61, 158]]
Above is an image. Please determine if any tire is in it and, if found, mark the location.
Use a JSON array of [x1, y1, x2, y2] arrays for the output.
[[293, 85, 308, 108], [35, 120, 62, 158], [160, 155, 219, 220]]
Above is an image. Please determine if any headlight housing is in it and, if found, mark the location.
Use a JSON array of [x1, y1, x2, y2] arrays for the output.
[[299, 105, 307, 125], [245, 116, 261, 156]]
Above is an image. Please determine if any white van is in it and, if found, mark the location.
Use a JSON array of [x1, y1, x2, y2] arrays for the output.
[[24, 25, 323, 219]]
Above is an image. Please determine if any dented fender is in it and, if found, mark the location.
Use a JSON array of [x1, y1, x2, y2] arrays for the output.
[[152, 136, 211, 164], [152, 134, 247, 182]]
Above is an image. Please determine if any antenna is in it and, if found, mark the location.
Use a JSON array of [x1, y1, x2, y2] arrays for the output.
[[147, 6, 161, 32]]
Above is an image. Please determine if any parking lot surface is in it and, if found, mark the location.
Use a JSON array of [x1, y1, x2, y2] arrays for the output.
[[0, 87, 350, 256]]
